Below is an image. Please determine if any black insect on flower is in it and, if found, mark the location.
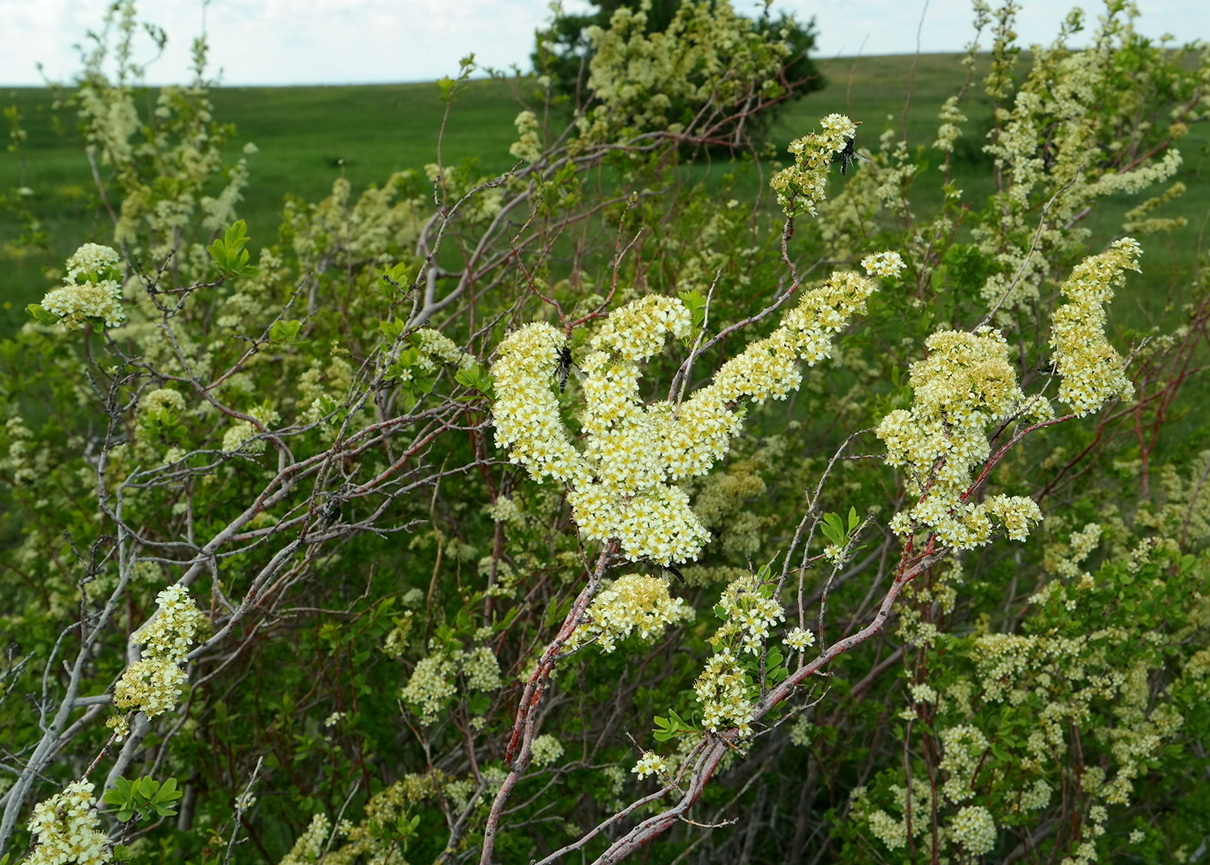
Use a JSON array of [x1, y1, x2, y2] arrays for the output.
[[833, 137, 871, 176], [555, 345, 574, 392]]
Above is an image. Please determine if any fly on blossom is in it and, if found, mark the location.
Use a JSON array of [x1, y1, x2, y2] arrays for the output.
[[555, 346, 573, 392], [833, 137, 871, 176]]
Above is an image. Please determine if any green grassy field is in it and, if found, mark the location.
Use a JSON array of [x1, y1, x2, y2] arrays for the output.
[[2, 54, 1207, 338]]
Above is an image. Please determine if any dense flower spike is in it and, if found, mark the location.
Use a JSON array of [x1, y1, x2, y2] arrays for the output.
[[1050, 238, 1139, 416], [400, 644, 502, 726], [25, 780, 109, 865], [491, 257, 900, 563], [568, 573, 694, 653], [109, 585, 206, 738], [770, 114, 861, 217], [876, 327, 1044, 548], [38, 243, 126, 330]]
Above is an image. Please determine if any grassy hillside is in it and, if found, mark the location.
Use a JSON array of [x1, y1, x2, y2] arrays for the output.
[[1, 54, 1206, 338]]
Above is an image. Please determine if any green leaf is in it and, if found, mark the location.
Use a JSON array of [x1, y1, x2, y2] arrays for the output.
[[269, 319, 304, 343], [378, 262, 414, 295], [677, 289, 708, 334], [455, 364, 495, 400], [26, 303, 59, 325], [380, 319, 406, 341], [207, 220, 259, 278]]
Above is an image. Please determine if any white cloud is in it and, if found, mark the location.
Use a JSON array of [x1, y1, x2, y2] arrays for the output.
[[0, 0, 1202, 86]]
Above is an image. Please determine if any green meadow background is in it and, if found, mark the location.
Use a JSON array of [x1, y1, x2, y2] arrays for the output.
[[2, 54, 1207, 339]]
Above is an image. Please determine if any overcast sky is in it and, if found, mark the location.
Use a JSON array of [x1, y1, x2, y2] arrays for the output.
[[0, 0, 1202, 87]]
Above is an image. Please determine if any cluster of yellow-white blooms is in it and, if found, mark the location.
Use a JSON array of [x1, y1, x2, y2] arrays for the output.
[[693, 648, 753, 734], [40, 243, 126, 330], [25, 779, 110, 865], [568, 573, 694, 653], [409, 327, 475, 372], [399, 644, 502, 725], [109, 584, 206, 738], [509, 110, 542, 163], [769, 114, 860, 217], [938, 724, 989, 804], [530, 733, 565, 767], [689, 571, 790, 734], [279, 813, 331, 865], [221, 405, 281, 454], [632, 751, 669, 779], [492, 255, 902, 564], [948, 804, 997, 856], [1050, 238, 1139, 416], [711, 573, 786, 655], [876, 327, 1046, 549]]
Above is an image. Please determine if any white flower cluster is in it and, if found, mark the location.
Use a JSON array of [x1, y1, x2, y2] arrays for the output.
[[140, 387, 187, 417], [770, 114, 859, 217], [1048, 522, 1102, 591], [110, 585, 206, 736], [399, 644, 502, 726], [713, 573, 785, 655], [867, 808, 908, 850], [949, 805, 997, 855], [783, 626, 816, 651], [693, 648, 752, 733], [222, 405, 281, 454], [938, 724, 989, 804], [859, 251, 906, 278], [933, 95, 968, 153], [492, 264, 894, 563], [509, 110, 541, 163], [279, 813, 331, 865], [530, 733, 564, 767], [410, 328, 474, 371], [574, 0, 790, 141], [568, 573, 694, 653], [876, 327, 1045, 549], [400, 654, 457, 726], [26, 780, 109, 865], [40, 243, 126, 331], [632, 751, 669, 779], [1050, 238, 1139, 416]]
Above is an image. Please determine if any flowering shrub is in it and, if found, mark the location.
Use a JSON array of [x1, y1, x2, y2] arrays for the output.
[[1, 1, 1209, 864]]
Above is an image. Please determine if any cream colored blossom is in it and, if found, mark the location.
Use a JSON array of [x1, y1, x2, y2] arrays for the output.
[[492, 267, 887, 563], [400, 653, 457, 725], [713, 572, 785, 655], [784, 626, 816, 651], [110, 585, 206, 736], [530, 734, 564, 767], [569, 573, 694, 653], [877, 327, 1042, 548], [1050, 238, 1139, 416], [279, 813, 331, 865], [770, 114, 860, 217], [509, 110, 542, 162], [633, 751, 668, 779], [949, 804, 997, 855], [939, 724, 989, 804], [868, 808, 907, 850], [26, 780, 109, 865], [693, 648, 752, 733], [40, 243, 126, 330], [860, 251, 906, 278], [400, 644, 502, 725]]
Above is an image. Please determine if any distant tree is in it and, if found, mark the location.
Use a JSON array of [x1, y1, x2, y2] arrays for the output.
[[532, 0, 825, 150]]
